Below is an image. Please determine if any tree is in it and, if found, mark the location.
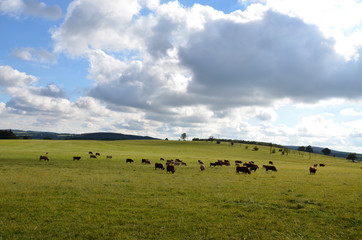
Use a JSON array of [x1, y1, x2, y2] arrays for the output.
[[298, 146, 306, 152], [321, 148, 331, 156], [180, 133, 187, 141], [0, 130, 17, 139], [306, 145, 314, 153], [346, 153, 357, 161]]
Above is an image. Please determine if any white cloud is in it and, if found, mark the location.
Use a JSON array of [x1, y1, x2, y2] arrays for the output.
[[11, 48, 57, 63], [0, 65, 38, 87], [0, 0, 62, 20]]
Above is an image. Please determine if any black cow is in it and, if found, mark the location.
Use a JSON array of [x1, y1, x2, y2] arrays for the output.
[[236, 166, 251, 174], [198, 160, 204, 165], [263, 165, 277, 172], [90, 155, 97, 159], [39, 155, 49, 161], [73, 156, 81, 161], [309, 167, 317, 175], [155, 163, 165, 170], [126, 158, 134, 163], [167, 165, 175, 174]]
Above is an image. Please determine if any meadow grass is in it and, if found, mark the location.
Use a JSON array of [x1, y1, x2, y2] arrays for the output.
[[0, 140, 361, 239]]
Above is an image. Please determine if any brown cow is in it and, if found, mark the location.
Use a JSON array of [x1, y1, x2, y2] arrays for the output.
[[39, 155, 49, 161], [155, 163, 165, 170], [96, 153, 100, 156], [167, 165, 175, 174], [198, 160, 204, 165], [144, 159, 151, 164], [236, 166, 251, 174], [309, 167, 317, 175], [90, 155, 97, 159], [126, 158, 134, 163], [200, 164, 205, 171], [73, 156, 81, 161], [263, 165, 277, 172]]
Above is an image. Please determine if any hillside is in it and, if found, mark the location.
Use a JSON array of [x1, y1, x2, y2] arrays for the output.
[[8, 130, 157, 141], [285, 145, 362, 161]]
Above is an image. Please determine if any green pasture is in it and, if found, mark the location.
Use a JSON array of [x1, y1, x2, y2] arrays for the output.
[[0, 140, 361, 239]]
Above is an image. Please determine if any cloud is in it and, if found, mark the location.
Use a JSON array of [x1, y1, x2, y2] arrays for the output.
[[52, 0, 147, 55], [0, 0, 62, 20], [11, 48, 57, 63], [0, 65, 38, 87], [179, 10, 362, 107]]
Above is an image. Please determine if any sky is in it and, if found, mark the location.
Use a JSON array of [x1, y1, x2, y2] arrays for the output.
[[1, 0, 362, 153]]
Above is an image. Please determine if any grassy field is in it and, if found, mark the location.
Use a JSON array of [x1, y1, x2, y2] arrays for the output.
[[0, 139, 361, 240]]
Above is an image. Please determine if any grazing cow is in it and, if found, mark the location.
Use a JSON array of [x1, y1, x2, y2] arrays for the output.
[[319, 163, 325, 167], [73, 156, 81, 161], [155, 163, 165, 170], [249, 164, 259, 172], [90, 155, 97, 159], [89, 152, 93, 154], [39, 155, 49, 161], [269, 161, 273, 165], [160, 158, 164, 161], [198, 160, 204, 165], [126, 158, 134, 163], [309, 167, 317, 175], [96, 153, 100, 156], [236, 166, 251, 174], [167, 165, 175, 174], [144, 159, 151, 164], [106, 156, 112, 159], [263, 165, 277, 172], [176, 159, 182, 163], [200, 164, 205, 171], [235, 160, 242, 165], [181, 162, 187, 166]]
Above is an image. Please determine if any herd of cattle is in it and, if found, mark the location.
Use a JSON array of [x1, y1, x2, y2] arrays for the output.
[[39, 151, 329, 175]]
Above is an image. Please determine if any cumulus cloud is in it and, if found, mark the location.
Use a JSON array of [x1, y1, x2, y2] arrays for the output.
[[11, 48, 57, 63], [0, 0, 62, 20], [0, 65, 38, 87]]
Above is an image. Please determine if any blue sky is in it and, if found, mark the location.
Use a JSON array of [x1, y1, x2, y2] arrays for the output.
[[1, 0, 362, 153]]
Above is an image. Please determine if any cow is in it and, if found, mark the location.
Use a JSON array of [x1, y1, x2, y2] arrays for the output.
[[263, 165, 277, 172], [160, 158, 164, 161], [144, 159, 151, 164], [235, 160, 242, 165], [319, 163, 325, 167], [236, 166, 251, 174], [167, 165, 175, 174], [90, 155, 97, 159], [96, 153, 100, 156], [73, 156, 81, 161], [269, 161, 273, 165], [155, 163, 165, 170], [89, 151, 93, 154], [198, 160, 204, 165], [126, 158, 134, 163], [313, 164, 318, 167], [200, 164, 205, 171], [181, 162, 187, 166], [106, 156, 112, 159], [39, 155, 49, 161], [249, 164, 259, 172], [309, 167, 317, 175]]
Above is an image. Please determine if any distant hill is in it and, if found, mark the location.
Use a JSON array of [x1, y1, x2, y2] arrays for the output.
[[285, 145, 362, 161], [7, 130, 157, 141]]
